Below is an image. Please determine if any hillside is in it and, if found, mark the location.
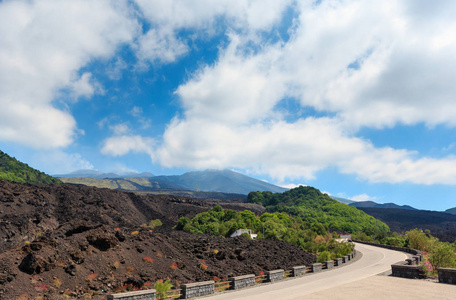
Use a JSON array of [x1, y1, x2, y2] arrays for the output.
[[0, 150, 60, 185], [59, 169, 288, 195], [152, 169, 288, 194], [247, 186, 389, 234], [59, 177, 186, 191], [0, 180, 312, 299], [350, 201, 417, 210], [55, 169, 155, 179], [446, 207, 456, 215], [357, 207, 456, 242]]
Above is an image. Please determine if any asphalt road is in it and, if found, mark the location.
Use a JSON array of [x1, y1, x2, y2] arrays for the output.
[[202, 243, 456, 300]]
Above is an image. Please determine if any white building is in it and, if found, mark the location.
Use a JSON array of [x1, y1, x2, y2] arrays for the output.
[[230, 229, 257, 239]]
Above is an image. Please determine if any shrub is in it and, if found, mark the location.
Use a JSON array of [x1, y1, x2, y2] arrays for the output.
[[316, 251, 331, 263], [156, 252, 163, 258], [87, 273, 98, 281], [34, 283, 48, 292], [127, 266, 134, 272], [53, 278, 62, 288], [200, 263, 208, 271], [155, 279, 173, 300], [240, 232, 251, 239], [170, 262, 178, 270], [429, 243, 456, 268], [406, 229, 437, 252], [131, 230, 140, 236], [113, 261, 120, 269], [143, 256, 154, 264], [16, 294, 29, 300], [149, 219, 163, 229], [142, 281, 152, 289]]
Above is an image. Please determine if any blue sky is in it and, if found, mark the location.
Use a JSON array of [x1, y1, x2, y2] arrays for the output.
[[1, 0, 456, 211]]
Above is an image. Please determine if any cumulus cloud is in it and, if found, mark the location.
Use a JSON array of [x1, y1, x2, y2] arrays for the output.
[[133, 0, 293, 64], [109, 123, 130, 135], [32, 150, 94, 174], [351, 194, 376, 202], [155, 0, 456, 185], [4, 0, 456, 187], [0, 0, 139, 148], [101, 135, 154, 157]]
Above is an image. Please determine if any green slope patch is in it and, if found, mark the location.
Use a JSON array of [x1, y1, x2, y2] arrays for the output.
[[247, 186, 389, 235], [0, 150, 60, 185]]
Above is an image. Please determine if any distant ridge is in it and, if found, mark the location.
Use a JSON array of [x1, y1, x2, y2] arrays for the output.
[[55, 169, 155, 179], [0, 150, 60, 184], [152, 169, 288, 195], [330, 196, 356, 205], [350, 200, 417, 210], [58, 169, 287, 195], [446, 207, 456, 215]]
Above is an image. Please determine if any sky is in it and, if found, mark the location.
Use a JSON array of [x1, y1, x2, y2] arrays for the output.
[[1, 0, 456, 211]]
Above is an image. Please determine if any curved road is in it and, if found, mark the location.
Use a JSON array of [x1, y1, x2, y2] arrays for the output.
[[203, 243, 456, 299]]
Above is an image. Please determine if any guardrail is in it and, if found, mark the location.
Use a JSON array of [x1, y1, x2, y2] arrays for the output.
[[108, 249, 357, 299], [353, 240, 428, 280]]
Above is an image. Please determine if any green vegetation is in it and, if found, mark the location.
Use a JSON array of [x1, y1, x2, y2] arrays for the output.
[[247, 186, 389, 235], [176, 205, 353, 259], [355, 228, 456, 275], [0, 150, 60, 185], [154, 279, 173, 300], [148, 219, 163, 229]]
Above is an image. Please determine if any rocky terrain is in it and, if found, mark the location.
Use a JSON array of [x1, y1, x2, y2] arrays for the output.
[[0, 180, 314, 299]]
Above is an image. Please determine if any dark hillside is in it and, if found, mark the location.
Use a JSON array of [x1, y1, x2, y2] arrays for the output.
[[0, 180, 313, 299], [0, 150, 60, 184], [350, 201, 417, 210], [357, 207, 456, 242]]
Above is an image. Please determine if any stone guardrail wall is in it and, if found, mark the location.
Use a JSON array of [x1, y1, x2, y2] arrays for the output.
[[181, 280, 215, 299], [266, 269, 285, 282], [107, 289, 156, 300], [311, 263, 322, 272], [291, 265, 307, 277], [229, 274, 256, 290], [391, 261, 424, 279], [325, 260, 334, 269], [437, 268, 456, 284], [108, 250, 357, 299]]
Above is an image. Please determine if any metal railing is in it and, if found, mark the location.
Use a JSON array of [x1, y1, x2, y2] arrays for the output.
[[214, 280, 231, 292]]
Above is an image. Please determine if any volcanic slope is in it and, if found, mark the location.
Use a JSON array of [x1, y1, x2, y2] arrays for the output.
[[0, 180, 314, 299]]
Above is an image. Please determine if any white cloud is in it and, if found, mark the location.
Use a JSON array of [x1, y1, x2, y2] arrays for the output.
[[351, 194, 375, 202], [109, 123, 130, 135], [133, 0, 293, 64], [155, 0, 456, 185], [4, 0, 456, 187], [32, 150, 94, 174], [0, 0, 139, 148], [101, 135, 154, 157]]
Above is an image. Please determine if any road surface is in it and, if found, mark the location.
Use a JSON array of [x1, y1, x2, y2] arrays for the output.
[[203, 242, 456, 299]]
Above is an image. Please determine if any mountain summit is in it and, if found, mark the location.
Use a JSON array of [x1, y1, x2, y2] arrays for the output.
[[152, 169, 288, 194], [58, 169, 288, 195]]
